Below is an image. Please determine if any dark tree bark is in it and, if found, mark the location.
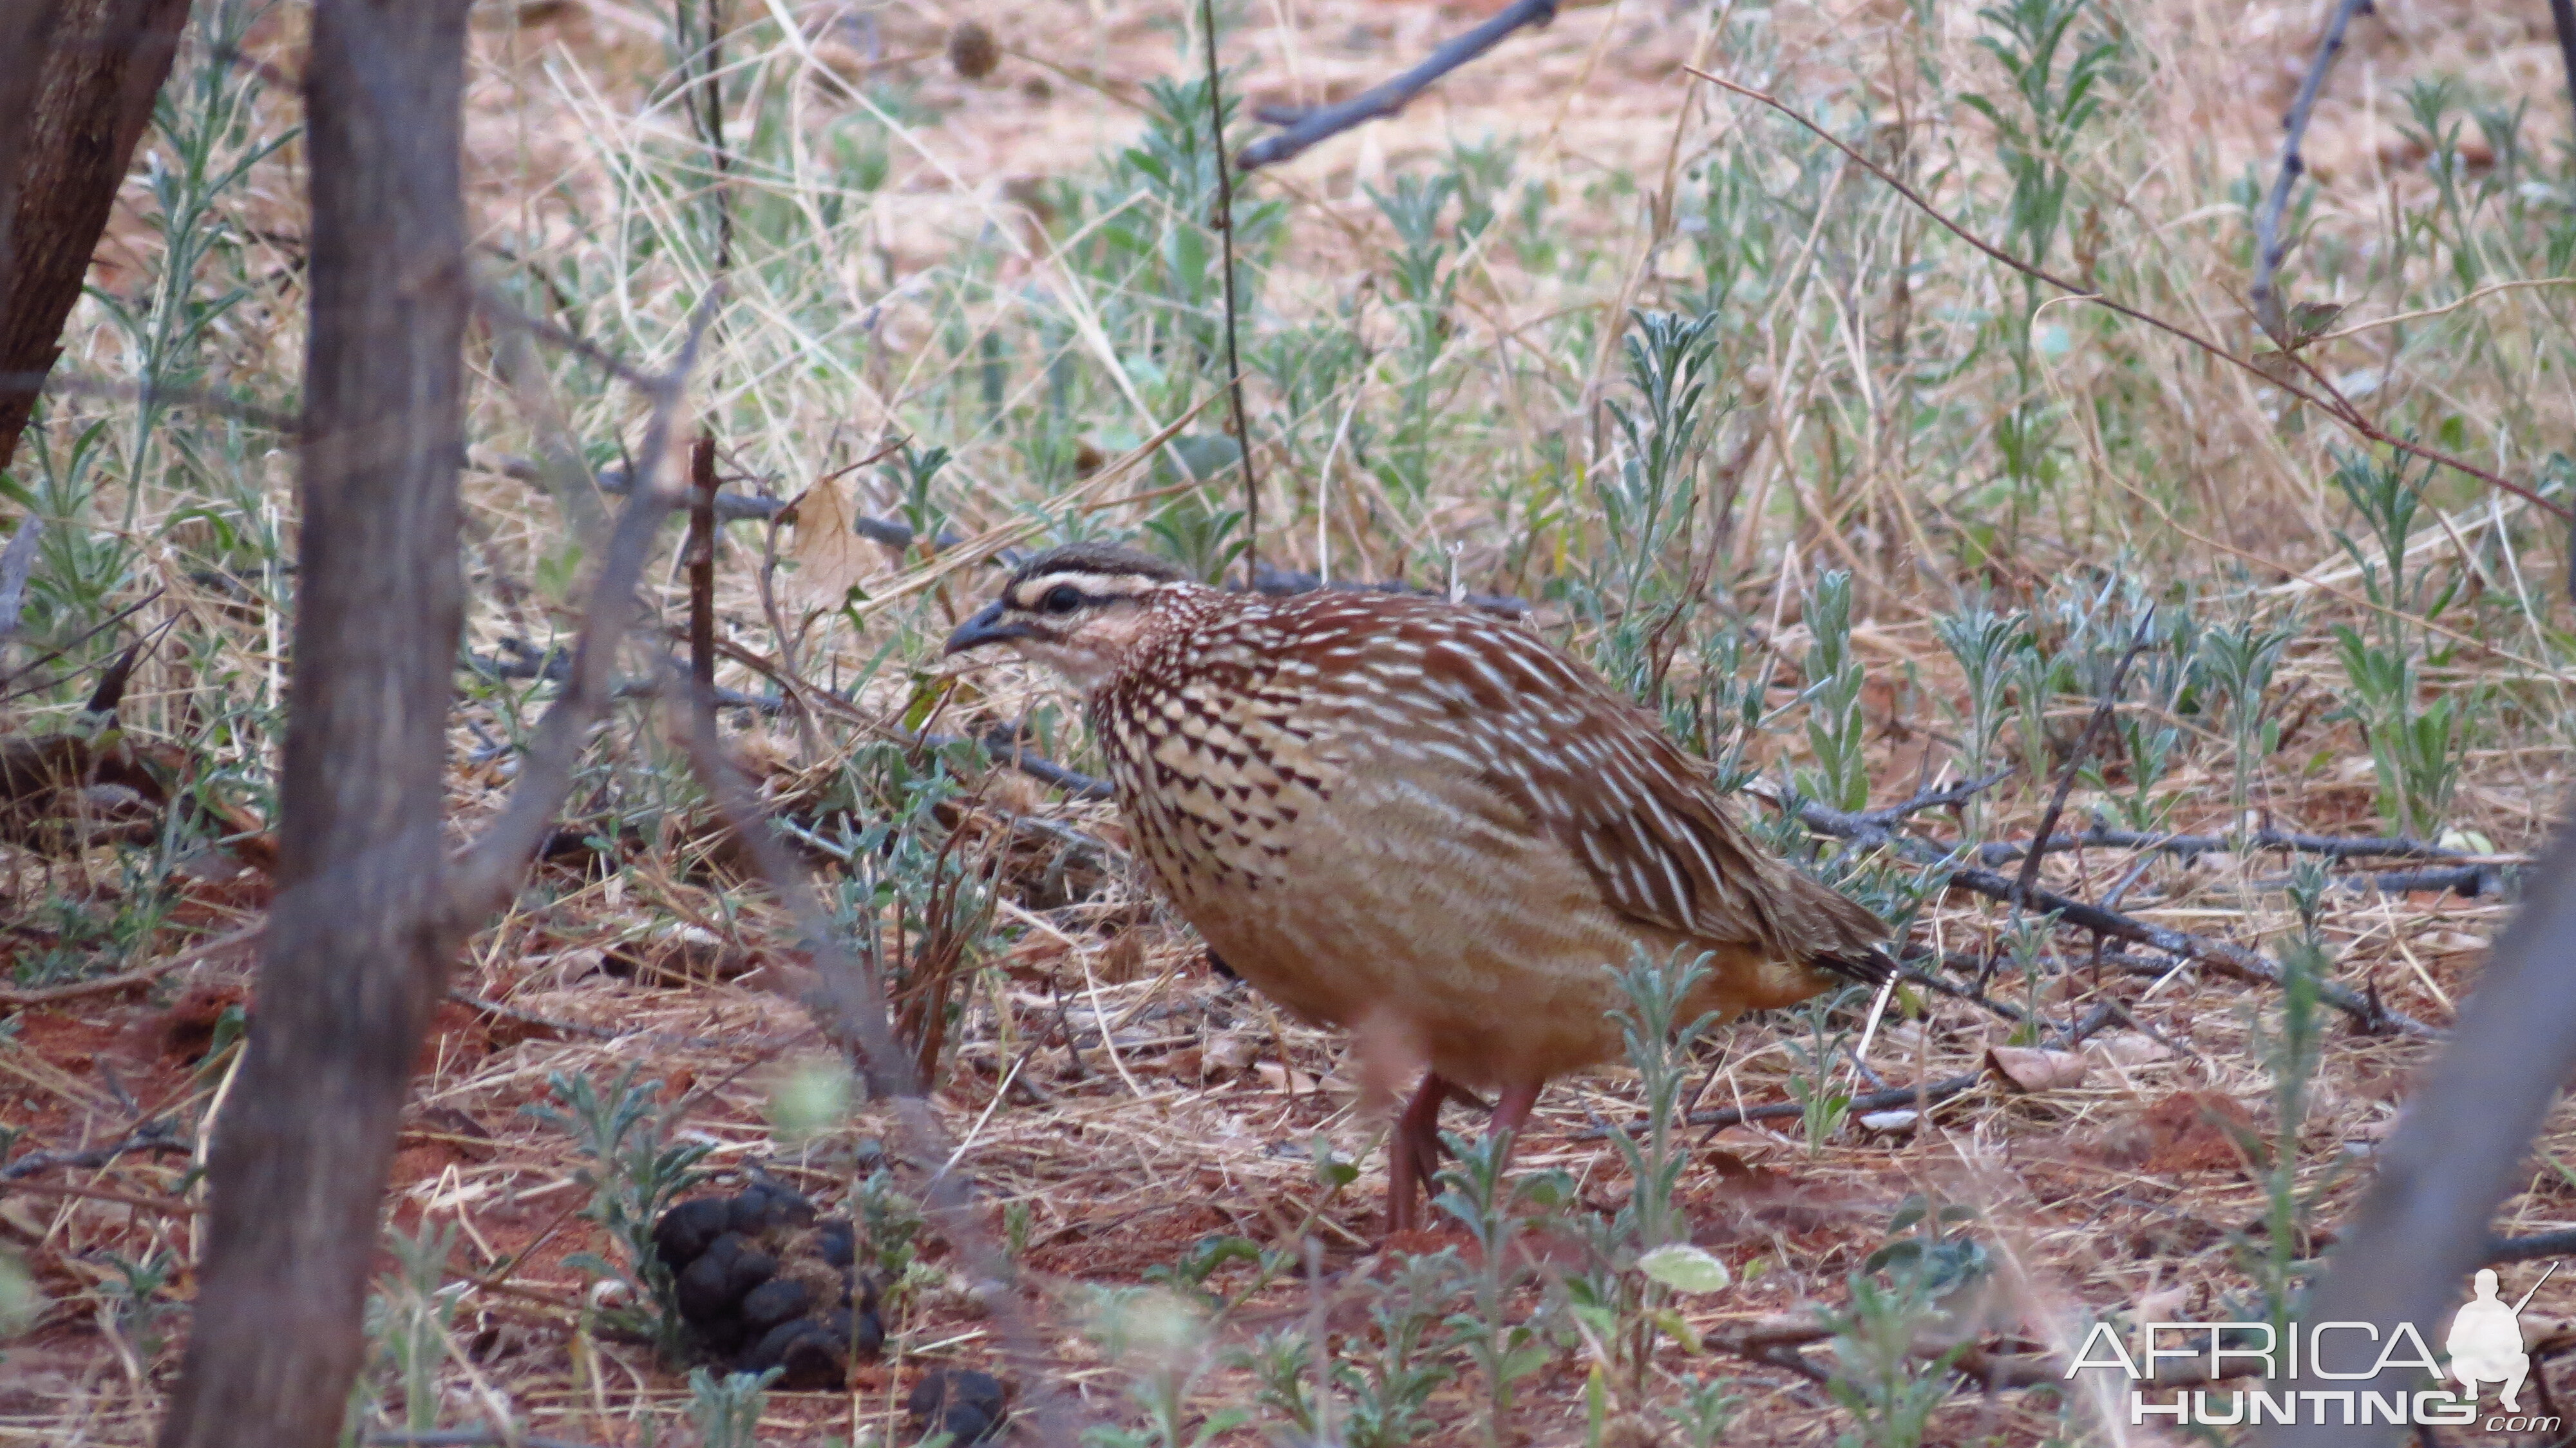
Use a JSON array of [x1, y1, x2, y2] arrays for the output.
[[0, 0, 191, 472], [0, 3, 72, 300], [152, 2, 473, 1445]]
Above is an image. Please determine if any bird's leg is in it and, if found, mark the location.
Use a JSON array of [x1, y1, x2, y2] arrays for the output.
[[1387, 1072, 1452, 1235], [1483, 1080, 1545, 1167]]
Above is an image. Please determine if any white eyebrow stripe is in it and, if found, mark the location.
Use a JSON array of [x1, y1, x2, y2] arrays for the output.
[[1009, 570, 1163, 608]]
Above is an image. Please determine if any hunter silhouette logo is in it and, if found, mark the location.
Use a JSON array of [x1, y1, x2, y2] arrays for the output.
[[2450, 1263, 2553, 1411], [2064, 1261, 2568, 1428]]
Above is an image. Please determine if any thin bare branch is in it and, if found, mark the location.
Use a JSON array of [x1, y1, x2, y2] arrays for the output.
[[470, 285, 666, 390], [443, 294, 719, 926], [0, 1120, 191, 1181], [1195, 0, 1257, 582], [2007, 611, 2153, 962], [0, 922, 262, 1009], [2250, 0, 2372, 338], [0, 587, 166, 700], [1982, 825, 2490, 866], [1853, 767, 2013, 827], [21, 371, 299, 433], [687, 431, 717, 697], [1774, 786, 2441, 1038], [1685, 66, 2572, 522], [1236, 0, 1557, 170]]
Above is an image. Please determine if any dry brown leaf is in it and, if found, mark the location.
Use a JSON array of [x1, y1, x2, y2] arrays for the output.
[[1204, 1031, 1259, 1077], [1987, 1045, 2088, 1092], [1251, 1060, 1324, 1094], [784, 478, 876, 610], [2084, 1031, 2175, 1066]]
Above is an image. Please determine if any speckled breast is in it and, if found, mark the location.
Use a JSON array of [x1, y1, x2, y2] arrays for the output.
[[1088, 615, 1317, 863]]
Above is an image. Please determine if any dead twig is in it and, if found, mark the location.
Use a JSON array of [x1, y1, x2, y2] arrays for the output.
[[1237, 0, 1558, 170], [0, 587, 166, 700], [444, 292, 721, 926], [0, 1177, 196, 1216], [1989, 612, 2153, 990], [1980, 824, 2488, 866], [687, 432, 718, 698], [1853, 767, 2013, 827], [2250, 0, 2372, 338], [1774, 788, 2441, 1038], [0, 1121, 191, 1181], [0, 924, 263, 1010], [1622, 1002, 2117, 1142], [1195, 0, 1257, 583], [2014, 610, 2152, 905]]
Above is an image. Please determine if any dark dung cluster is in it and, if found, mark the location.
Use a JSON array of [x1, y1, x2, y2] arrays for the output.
[[651, 1181, 884, 1387]]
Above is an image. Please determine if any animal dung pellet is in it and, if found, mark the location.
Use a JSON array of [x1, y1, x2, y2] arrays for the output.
[[651, 1181, 883, 1387]]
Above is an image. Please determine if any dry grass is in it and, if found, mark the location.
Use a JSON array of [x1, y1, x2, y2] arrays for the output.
[[10, 0, 2576, 1443]]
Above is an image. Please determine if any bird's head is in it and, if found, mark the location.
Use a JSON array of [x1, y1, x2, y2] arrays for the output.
[[942, 542, 1195, 693]]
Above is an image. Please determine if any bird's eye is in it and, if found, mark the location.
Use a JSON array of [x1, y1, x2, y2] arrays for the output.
[[1040, 584, 1084, 614]]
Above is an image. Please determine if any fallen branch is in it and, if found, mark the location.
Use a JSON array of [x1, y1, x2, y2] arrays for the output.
[[706, 634, 1118, 810], [0, 924, 263, 1010], [2490, 1225, 2576, 1264], [464, 642, 781, 713], [0, 1121, 191, 1181], [0, 587, 165, 700], [1967, 824, 2510, 896], [1582, 1004, 2120, 1143], [1852, 768, 2012, 827], [0, 1177, 196, 1216], [956, 729, 1115, 802], [1683, 1069, 1981, 1135], [1707, 1309, 2255, 1392], [1770, 786, 2441, 1038], [1977, 824, 2488, 867]]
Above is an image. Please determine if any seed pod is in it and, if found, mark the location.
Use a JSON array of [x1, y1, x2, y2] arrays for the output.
[[946, 21, 999, 80]]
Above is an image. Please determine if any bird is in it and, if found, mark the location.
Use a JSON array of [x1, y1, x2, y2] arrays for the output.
[[943, 542, 1891, 1233]]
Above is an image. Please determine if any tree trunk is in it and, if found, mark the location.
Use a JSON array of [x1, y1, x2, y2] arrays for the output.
[[0, 0, 192, 472], [152, 2, 473, 1445], [0, 3, 71, 302]]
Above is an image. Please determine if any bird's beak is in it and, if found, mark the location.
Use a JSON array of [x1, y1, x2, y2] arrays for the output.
[[943, 600, 1030, 656]]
